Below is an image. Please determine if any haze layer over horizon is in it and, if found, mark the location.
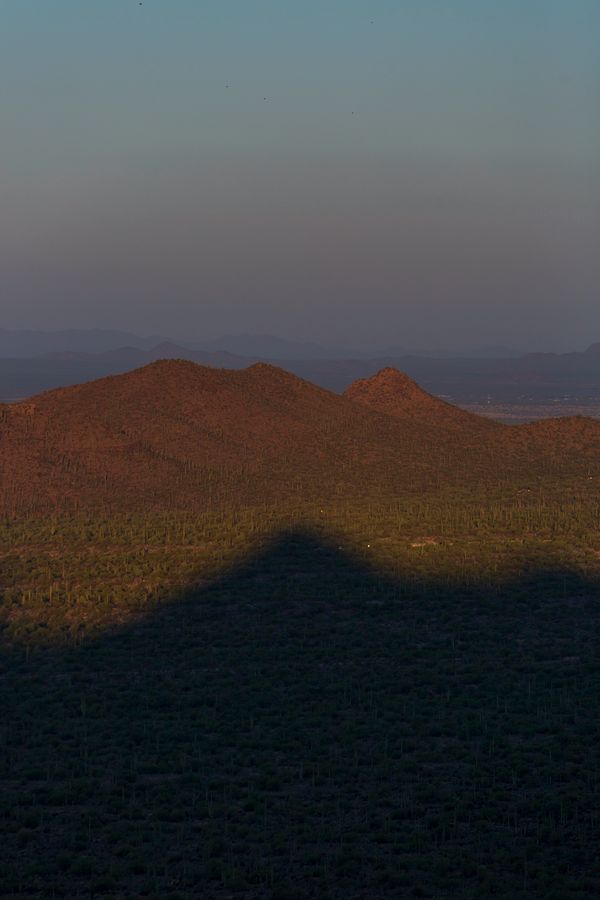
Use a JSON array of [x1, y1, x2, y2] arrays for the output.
[[1, 1, 599, 352]]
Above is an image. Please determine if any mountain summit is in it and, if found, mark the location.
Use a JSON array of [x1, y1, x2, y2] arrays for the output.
[[344, 367, 494, 430]]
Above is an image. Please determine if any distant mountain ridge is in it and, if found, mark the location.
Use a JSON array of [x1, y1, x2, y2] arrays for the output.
[[0, 328, 385, 360], [0, 327, 523, 360], [2, 331, 600, 404], [0, 328, 169, 357]]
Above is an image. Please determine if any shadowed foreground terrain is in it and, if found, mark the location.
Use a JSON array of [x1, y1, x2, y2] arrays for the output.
[[2, 532, 600, 899]]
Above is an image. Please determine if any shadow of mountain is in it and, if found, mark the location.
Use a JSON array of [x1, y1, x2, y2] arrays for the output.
[[2, 531, 600, 898]]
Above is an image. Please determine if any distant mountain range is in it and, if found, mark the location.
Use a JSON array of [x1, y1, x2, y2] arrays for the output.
[[1, 336, 600, 403], [0, 328, 168, 357], [2, 360, 598, 516], [0, 328, 522, 361]]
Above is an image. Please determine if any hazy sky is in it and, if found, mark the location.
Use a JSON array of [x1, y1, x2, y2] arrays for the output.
[[1, 1, 599, 351]]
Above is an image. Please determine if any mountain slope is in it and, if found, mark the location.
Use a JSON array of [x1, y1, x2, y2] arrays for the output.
[[2, 360, 600, 516], [0, 360, 420, 513], [344, 367, 600, 462], [344, 367, 497, 431]]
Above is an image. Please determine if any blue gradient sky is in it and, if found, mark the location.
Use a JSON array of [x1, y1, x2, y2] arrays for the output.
[[1, 1, 599, 350]]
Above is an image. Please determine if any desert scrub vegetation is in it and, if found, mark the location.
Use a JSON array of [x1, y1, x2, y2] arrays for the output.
[[1, 476, 600, 644], [2, 481, 600, 897]]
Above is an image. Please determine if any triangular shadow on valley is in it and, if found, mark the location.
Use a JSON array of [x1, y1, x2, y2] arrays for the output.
[[2, 530, 600, 898]]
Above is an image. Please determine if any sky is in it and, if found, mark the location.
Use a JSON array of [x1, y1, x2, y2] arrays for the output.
[[1, 1, 599, 352]]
